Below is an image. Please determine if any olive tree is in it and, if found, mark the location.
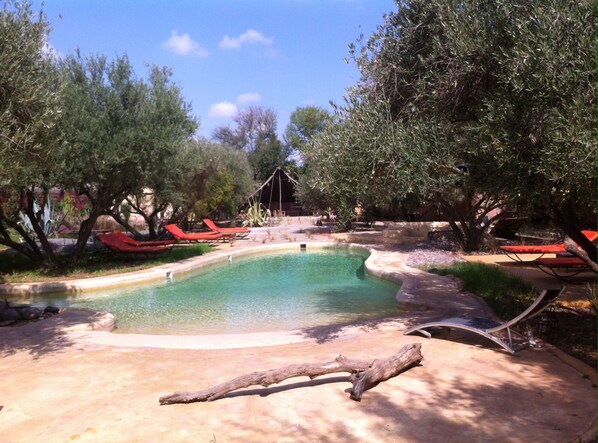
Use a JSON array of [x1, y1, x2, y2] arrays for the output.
[[300, 98, 426, 230], [181, 139, 255, 222], [284, 106, 330, 157], [0, 1, 62, 266], [212, 106, 290, 181], [467, 0, 596, 259], [314, 0, 595, 254], [58, 53, 197, 262]]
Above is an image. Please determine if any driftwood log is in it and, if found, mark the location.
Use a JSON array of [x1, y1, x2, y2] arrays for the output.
[[159, 343, 423, 405]]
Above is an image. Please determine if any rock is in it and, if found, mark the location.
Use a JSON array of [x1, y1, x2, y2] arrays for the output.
[[16, 306, 43, 320], [44, 306, 60, 314], [0, 308, 20, 322]]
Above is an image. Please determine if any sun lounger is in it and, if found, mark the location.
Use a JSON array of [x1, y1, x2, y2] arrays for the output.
[[404, 286, 565, 354], [499, 230, 598, 262], [110, 231, 175, 247], [202, 218, 250, 238], [499, 243, 566, 262], [534, 257, 594, 281], [164, 224, 230, 243], [96, 233, 173, 254]]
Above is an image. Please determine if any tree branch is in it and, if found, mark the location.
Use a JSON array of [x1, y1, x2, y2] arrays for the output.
[[564, 238, 598, 273], [159, 344, 423, 405]]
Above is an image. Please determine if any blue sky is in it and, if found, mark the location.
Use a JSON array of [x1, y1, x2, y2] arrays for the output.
[[35, 0, 395, 139]]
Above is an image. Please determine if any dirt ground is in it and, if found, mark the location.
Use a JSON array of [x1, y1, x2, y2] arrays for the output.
[[0, 217, 595, 442]]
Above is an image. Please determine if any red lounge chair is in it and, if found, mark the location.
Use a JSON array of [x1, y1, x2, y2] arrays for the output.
[[202, 218, 250, 238], [534, 257, 594, 281], [96, 233, 172, 254], [164, 224, 229, 243], [499, 230, 598, 262], [110, 231, 175, 247]]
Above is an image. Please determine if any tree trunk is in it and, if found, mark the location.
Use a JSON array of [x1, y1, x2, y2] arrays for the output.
[[71, 211, 100, 264], [0, 206, 45, 266], [110, 211, 142, 238], [159, 343, 423, 405], [556, 201, 597, 263], [0, 232, 44, 266], [564, 238, 598, 273]]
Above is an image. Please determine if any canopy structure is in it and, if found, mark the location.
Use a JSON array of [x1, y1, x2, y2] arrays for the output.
[[247, 167, 303, 216]]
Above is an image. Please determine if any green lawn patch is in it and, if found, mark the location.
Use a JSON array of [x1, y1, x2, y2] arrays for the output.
[[0, 244, 211, 284], [426, 261, 535, 320]]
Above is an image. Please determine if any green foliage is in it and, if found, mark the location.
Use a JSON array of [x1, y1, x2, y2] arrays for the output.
[[0, 1, 60, 188], [212, 106, 290, 180], [468, 0, 596, 238], [285, 106, 332, 214], [182, 139, 255, 222], [427, 262, 535, 320], [57, 52, 197, 261], [250, 135, 290, 181], [300, 98, 430, 230], [0, 1, 62, 265], [118, 201, 132, 224], [241, 199, 271, 227], [305, 0, 595, 253], [213, 106, 277, 152], [193, 169, 235, 219], [284, 106, 330, 157], [0, 242, 211, 283]]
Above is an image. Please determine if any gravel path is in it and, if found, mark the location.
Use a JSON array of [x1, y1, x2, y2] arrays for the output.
[[404, 247, 465, 267]]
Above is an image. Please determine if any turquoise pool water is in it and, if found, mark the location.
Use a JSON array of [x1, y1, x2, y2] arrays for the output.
[[19, 250, 400, 335]]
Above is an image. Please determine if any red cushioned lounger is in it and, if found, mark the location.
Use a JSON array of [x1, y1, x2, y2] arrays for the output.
[[499, 230, 597, 262], [202, 218, 250, 238], [110, 231, 175, 247], [97, 234, 173, 253], [164, 224, 230, 243], [534, 257, 593, 281]]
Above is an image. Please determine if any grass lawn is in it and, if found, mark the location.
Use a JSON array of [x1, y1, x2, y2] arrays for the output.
[[426, 262, 597, 367], [0, 243, 211, 284]]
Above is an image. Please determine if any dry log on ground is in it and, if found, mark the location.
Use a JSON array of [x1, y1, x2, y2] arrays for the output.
[[159, 343, 423, 405]]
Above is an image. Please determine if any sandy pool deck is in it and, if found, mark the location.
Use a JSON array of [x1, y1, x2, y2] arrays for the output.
[[0, 217, 595, 442]]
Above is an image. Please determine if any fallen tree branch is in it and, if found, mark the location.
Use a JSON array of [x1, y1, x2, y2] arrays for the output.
[[159, 343, 423, 405]]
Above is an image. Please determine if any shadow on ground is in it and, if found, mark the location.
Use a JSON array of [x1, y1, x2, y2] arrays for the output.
[[169, 345, 593, 442], [0, 309, 102, 359]]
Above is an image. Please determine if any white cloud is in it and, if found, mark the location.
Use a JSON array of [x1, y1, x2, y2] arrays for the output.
[[219, 29, 273, 49], [162, 30, 209, 57], [41, 36, 62, 60], [208, 102, 238, 118], [236, 92, 261, 104]]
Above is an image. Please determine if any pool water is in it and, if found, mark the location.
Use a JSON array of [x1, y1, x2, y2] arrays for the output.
[[21, 250, 400, 335]]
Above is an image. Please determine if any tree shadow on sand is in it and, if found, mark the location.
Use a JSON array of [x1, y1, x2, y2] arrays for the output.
[[201, 350, 594, 442], [0, 308, 106, 359], [299, 315, 407, 344]]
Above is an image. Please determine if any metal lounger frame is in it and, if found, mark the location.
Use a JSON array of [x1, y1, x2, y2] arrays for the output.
[[403, 286, 565, 354]]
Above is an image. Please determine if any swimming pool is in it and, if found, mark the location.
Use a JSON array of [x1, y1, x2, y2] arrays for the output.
[[16, 249, 400, 335]]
